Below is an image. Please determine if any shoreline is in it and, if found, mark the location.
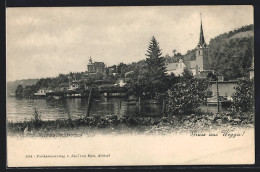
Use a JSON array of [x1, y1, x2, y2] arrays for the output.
[[7, 111, 254, 137]]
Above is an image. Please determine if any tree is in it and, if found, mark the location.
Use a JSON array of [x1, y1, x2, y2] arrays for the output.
[[172, 52, 183, 62], [22, 85, 38, 98], [232, 79, 254, 112], [126, 69, 149, 100], [117, 63, 127, 76], [242, 40, 253, 74], [144, 36, 167, 98], [15, 85, 23, 98], [164, 53, 173, 64], [181, 68, 193, 81], [163, 73, 179, 92], [207, 72, 218, 81], [208, 25, 254, 80]]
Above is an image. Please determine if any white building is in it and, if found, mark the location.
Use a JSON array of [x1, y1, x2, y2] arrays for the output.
[[68, 80, 79, 91]]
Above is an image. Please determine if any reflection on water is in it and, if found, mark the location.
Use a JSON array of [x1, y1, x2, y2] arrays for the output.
[[7, 97, 229, 122], [7, 97, 163, 122]]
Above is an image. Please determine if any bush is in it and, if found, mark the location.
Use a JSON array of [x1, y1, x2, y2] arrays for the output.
[[232, 79, 254, 112], [167, 78, 208, 115], [32, 107, 42, 128]]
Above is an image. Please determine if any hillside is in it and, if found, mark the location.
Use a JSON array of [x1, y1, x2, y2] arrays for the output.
[[228, 30, 253, 40], [7, 78, 39, 96], [208, 24, 254, 80]]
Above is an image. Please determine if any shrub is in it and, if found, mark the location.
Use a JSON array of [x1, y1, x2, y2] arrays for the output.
[[33, 107, 41, 122], [32, 106, 42, 128], [167, 78, 208, 115], [232, 79, 254, 112]]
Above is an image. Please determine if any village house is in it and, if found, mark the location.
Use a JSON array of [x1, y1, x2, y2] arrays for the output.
[[87, 57, 106, 74], [107, 66, 118, 76], [166, 18, 212, 77], [115, 78, 127, 87], [68, 80, 79, 91]]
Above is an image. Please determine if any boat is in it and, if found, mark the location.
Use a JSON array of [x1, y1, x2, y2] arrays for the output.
[[34, 89, 52, 97], [53, 96, 62, 100], [65, 93, 83, 98], [34, 92, 46, 97], [103, 92, 127, 98], [206, 95, 232, 107]]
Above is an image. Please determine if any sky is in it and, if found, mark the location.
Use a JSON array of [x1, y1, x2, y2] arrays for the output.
[[6, 6, 253, 81]]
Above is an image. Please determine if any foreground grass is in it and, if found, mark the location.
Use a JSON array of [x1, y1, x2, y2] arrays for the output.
[[7, 111, 254, 136]]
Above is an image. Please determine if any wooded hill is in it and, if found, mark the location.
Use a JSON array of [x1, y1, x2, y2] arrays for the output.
[[208, 24, 253, 80], [7, 79, 39, 96]]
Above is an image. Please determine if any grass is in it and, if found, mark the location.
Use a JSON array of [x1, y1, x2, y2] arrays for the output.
[[7, 109, 254, 136]]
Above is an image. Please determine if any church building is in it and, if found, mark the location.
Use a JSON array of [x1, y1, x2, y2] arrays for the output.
[[166, 17, 213, 77]]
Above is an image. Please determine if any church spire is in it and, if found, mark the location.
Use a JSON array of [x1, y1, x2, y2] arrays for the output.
[[198, 13, 206, 47]]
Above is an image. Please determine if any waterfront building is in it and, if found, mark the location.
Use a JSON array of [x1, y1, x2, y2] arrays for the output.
[[68, 80, 79, 91]]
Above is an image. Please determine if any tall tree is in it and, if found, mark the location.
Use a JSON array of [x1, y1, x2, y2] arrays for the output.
[[144, 36, 167, 98], [15, 85, 24, 98], [181, 68, 193, 81]]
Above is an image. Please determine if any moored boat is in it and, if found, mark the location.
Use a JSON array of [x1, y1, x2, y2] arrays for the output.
[[53, 96, 62, 100], [103, 92, 127, 98]]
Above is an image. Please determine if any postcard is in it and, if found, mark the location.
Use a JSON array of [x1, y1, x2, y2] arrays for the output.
[[6, 5, 254, 167]]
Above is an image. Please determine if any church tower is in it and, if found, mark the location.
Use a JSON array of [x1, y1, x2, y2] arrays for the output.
[[196, 14, 209, 71]]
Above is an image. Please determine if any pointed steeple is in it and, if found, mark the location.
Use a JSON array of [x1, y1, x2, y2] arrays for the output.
[[198, 13, 206, 47]]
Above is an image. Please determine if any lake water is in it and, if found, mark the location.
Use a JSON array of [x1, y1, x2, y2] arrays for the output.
[[7, 97, 228, 122], [7, 97, 163, 122]]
